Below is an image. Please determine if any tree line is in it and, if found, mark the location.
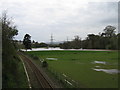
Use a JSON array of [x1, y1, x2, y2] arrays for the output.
[[22, 25, 119, 50], [22, 37, 59, 50], [60, 25, 119, 50]]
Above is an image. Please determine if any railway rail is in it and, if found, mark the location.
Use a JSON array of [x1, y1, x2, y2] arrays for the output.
[[18, 52, 54, 88]]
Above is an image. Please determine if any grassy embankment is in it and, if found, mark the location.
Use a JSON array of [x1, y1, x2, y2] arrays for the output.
[[2, 43, 28, 88], [27, 50, 119, 88], [3, 54, 29, 88]]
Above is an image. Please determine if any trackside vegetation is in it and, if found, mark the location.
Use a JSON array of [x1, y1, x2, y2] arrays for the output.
[[1, 12, 28, 88]]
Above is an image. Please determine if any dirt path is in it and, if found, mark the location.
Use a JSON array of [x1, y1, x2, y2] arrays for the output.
[[18, 52, 56, 88]]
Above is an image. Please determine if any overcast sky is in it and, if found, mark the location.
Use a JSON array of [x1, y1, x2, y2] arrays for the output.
[[0, 0, 119, 42]]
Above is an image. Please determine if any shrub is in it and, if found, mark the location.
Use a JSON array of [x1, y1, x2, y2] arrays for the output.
[[42, 61, 48, 67]]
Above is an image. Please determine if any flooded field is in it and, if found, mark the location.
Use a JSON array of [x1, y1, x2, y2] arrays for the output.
[[21, 47, 112, 51], [27, 50, 119, 88]]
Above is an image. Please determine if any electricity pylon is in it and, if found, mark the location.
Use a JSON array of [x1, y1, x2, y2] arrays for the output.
[[50, 34, 54, 45]]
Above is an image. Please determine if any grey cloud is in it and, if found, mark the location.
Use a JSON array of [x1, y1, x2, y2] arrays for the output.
[[0, 1, 118, 42]]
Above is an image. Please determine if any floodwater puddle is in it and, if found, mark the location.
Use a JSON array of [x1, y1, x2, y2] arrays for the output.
[[92, 68, 120, 74], [95, 66, 100, 68], [46, 58, 58, 61], [92, 61, 106, 64]]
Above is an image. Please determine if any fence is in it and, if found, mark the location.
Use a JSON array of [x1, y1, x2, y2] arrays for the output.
[[46, 66, 80, 88], [21, 52, 81, 88]]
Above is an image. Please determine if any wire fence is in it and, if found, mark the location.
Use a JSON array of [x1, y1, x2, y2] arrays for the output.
[[21, 51, 81, 88], [47, 66, 80, 88]]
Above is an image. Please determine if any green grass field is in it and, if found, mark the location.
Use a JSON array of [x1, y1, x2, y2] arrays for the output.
[[27, 50, 119, 88]]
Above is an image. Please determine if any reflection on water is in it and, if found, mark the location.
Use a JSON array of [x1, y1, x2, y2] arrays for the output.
[[95, 66, 100, 68], [46, 58, 58, 60], [92, 68, 120, 74], [21, 48, 112, 51], [21, 47, 63, 51], [92, 61, 106, 64]]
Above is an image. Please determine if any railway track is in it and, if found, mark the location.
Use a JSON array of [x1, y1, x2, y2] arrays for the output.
[[18, 52, 54, 88]]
